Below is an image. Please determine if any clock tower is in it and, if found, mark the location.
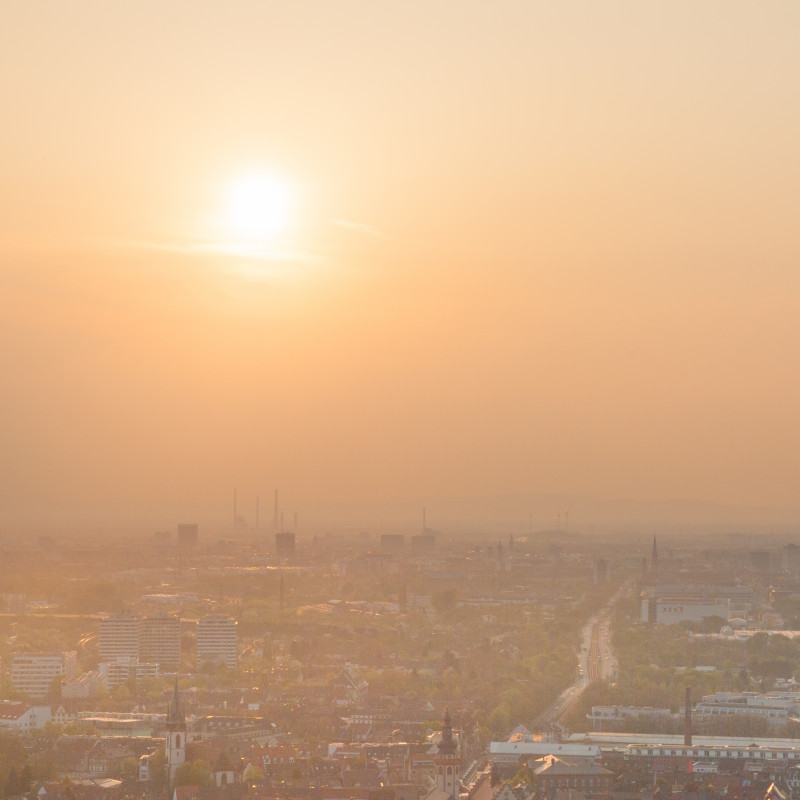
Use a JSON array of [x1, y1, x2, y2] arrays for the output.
[[434, 709, 461, 797]]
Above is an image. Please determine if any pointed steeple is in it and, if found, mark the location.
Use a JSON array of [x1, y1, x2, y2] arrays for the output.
[[167, 674, 185, 729], [651, 536, 659, 569], [438, 708, 457, 754]]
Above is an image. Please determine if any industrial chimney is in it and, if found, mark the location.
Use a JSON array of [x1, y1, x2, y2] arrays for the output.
[[684, 685, 692, 746]]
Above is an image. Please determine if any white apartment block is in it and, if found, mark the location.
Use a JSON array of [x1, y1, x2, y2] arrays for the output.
[[140, 615, 181, 671], [11, 652, 77, 698], [99, 613, 180, 672], [99, 614, 142, 662], [99, 658, 160, 688], [196, 615, 237, 670]]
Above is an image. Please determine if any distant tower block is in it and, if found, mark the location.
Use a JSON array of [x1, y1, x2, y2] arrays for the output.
[[99, 613, 142, 663], [411, 533, 435, 555], [380, 534, 404, 553], [177, 523, 198, 548], [140, 614, 181, 672], [196, 615, 238, 670], [275, 531, 295, 558]]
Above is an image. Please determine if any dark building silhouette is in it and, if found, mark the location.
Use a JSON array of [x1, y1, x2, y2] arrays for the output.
[[411, 533, 435, 555], [380, 534, 404, 553], [275, 531, 296, 557], [177, 523, 198, 548]]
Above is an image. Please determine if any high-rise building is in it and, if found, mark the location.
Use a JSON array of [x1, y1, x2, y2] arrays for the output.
[[380, 534, 404, 553], [11, 652, 76, 698], [411, 533, 435, 555], [99, 613, 141, 662], [783, 543, 800, 574], [196, 615, 237, 670], [275, 531, 295, 557], [177, 523, 198, 548], [141, 615, 181, 671]]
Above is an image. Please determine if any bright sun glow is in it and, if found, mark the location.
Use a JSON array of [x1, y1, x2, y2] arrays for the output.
[[225, 175, 291, 241]]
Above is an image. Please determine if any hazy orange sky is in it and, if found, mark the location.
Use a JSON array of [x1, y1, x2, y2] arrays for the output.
[[3, 1, 800, 527]]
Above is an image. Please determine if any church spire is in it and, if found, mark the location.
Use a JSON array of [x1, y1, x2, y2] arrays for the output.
[[167, 673, 185, 728], [438, 708, 457, 754]]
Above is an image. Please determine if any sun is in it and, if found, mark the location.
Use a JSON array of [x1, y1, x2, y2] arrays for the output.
[[224, 174, 291, 242]]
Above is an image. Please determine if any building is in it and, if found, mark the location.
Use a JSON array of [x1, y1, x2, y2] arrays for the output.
[[140, 615, 181, 671], [10, 652, 76, 698], [587, 706, 672, 731], [532, 755, 614, 795], [275, 531, 295, 558], [0, 702, 52, 732], [783, 544, 800, 574], [62, 670, 107, 698], [490, 741, 601, 763], [99, 613, 142, 662], [196, 615, 237, 670], [639, 584, 755, 624], [691, 691, 799, 727], [411, 534, 435, 555], [165, 678, 186, 782], [177, 523, 198, 548], [432, 710, 461, 799], [99, 658, 160, 688], [380, 534, 404, 553], [641, 597, 730, 625], [99, 613, 179, 673]]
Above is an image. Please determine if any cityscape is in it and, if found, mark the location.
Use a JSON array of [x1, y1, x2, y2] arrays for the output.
[[2, 525, 800, 800], [4, 3, 800, 800]]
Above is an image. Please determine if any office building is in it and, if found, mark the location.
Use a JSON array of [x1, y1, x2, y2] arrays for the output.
[[141, 615, 181, 671], [99, 658, 159, 688], [380, 534, 404, 553], [11, 652, 76, 698], [275, 531, 295, 557], [177, 523, 198, 548], [196, 615, 237, 670], [99, 613, 141, 662]]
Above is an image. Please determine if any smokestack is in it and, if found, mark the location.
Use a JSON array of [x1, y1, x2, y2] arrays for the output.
[[684, 685, 692, 746]]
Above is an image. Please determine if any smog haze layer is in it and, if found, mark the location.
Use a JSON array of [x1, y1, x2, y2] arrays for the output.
[[3, 1, 800, 529]]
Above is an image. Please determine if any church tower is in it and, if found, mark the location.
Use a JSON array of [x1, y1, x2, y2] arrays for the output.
[[166, 675, 186, 782], [434, 709, 461, 797]]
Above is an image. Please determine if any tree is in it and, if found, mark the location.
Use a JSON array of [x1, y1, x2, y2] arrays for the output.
[[243, 764, 265, 783], [432, 588, 458, 616], [121, 757, 139, 783], [148, 747, 166, 790], [173, 759, 214, 788]]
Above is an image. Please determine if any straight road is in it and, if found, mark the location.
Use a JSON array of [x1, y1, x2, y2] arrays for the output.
[[532, 579, 632, 729]]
